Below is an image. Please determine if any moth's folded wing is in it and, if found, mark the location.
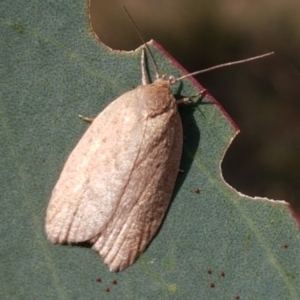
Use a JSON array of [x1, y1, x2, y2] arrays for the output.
[[45, 92, 149, 244], [93, 111, 183, 271]]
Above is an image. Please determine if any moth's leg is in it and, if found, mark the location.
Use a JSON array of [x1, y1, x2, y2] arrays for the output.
[[141, 48, 148, 85], [78, 114, 94, 123], [176, 89, 207, 105]]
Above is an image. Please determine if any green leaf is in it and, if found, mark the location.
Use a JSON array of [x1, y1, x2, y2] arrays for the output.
[[1, 1, 300, 299]]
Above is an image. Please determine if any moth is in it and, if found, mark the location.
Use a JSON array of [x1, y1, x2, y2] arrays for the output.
[[45, 12, 273, 272], [46, 47, 184, 271]]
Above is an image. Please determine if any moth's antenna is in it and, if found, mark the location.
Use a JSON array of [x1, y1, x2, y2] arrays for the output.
[[123, 6, 160, 79], [175, 52, 274, 82]]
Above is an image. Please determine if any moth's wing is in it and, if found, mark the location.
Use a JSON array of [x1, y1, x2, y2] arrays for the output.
[[46, 90, 150, 243], [92, 105, 183, 271]]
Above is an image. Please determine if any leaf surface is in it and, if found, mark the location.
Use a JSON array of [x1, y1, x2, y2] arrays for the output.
[[1, 1, 300, 299]]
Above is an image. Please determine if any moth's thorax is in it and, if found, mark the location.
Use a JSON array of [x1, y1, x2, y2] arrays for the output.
[[134, 78, 177, 118]]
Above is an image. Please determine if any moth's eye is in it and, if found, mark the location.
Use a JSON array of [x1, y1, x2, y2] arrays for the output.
[[168, 75, 176, 84]]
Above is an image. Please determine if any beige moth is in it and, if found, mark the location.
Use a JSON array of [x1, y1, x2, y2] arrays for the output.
[[46, 47, 184, 272], [45, 15, 273, 271]]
